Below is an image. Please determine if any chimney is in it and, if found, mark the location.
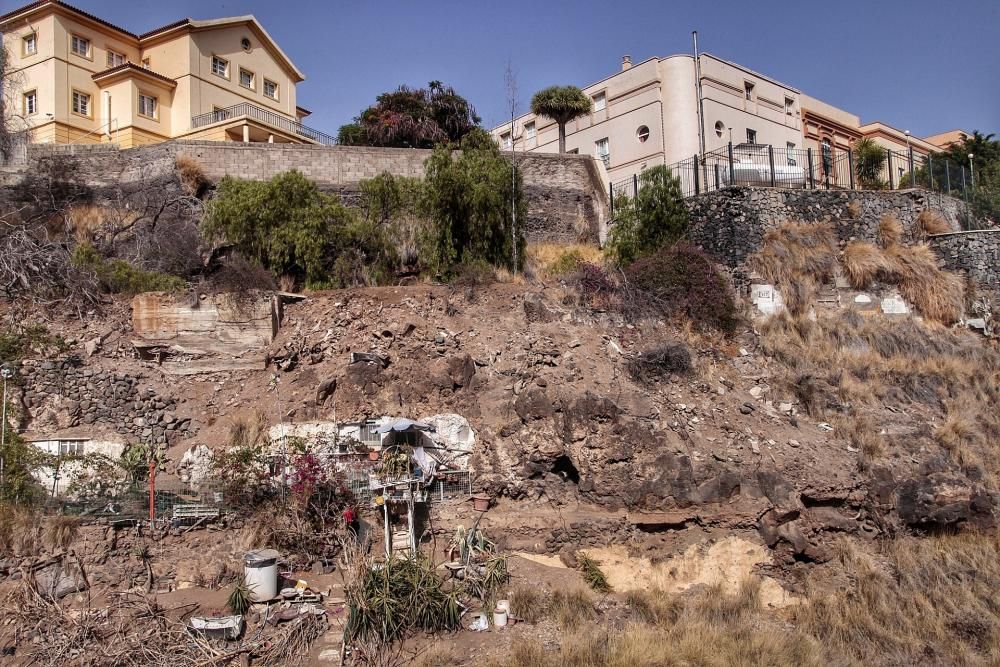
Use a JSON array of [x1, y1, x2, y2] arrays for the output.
[[622, 55, 632, 71]]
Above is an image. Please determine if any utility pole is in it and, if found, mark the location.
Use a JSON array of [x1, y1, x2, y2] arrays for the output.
[[505, 62, 519, 272], [0, 366, 12, 492], [692, 31, 706, 157]]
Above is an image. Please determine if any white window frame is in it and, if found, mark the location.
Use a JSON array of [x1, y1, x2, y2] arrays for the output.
[[23, 90, 37, 115], [106, 49, 126, 68], [593, 92, 606, 112], [263, 78, 278, 100], [525, 122, 536, 140], [500, 132, 511, 149], [744, 81, 754, 101], [58, 441, 84, 456], [71, 89, 91, 117], [595, 137, 610, 166], [141, 57, 151, 69], [138, 92, 158, 119], [239, 67, 255, 90], [70, 34, 90, 58], [23, 32, 37, 56], [746, 128, 757, 144], [786, 141, 797, 166], [211, 55, 229, 79], [785, 97, 795, 115]]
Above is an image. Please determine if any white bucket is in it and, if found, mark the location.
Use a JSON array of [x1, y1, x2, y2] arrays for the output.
[[492, 608, 508, 628], [496, 599, 510, 614], [244, 549, 280, 601]]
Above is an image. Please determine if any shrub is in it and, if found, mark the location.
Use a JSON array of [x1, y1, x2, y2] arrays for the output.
[[884, 243, 965, 324], [71, 243, 184, 295], [605, 165, 689, 267], [549, 588, 595, 629], [358, 171, 427, 269], [915, 210, 953, 238], [878, 214, 903, 247], [43, 515, 80, 551], [578, 553, 612, 593], [0, 323, 66, 362], [624, 244, 739, 334], [528, 243, 603, 278], [854, 138, 888, 190], [628, 343, 693, 381], [203, 170, 397, 289], [421, 129, 526, 277]]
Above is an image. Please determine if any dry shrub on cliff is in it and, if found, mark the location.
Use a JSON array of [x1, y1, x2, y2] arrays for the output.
[[527, 243, 604, 279], [915, 209, 953, 239], [884, 243, 965, 324], [841, 241, 894, 289], [795, 533, 1000, 665], [43, 515, 80, 552], [175, 155, 208, 196], [0, 505, 40, 556], [747, 221, 836, 315], [878, 214, 904, 247]]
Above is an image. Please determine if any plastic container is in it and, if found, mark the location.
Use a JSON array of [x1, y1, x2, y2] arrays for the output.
[[492, 607, 508, 628], [244, 549, 280, 601], [496, 599, 510, 614]]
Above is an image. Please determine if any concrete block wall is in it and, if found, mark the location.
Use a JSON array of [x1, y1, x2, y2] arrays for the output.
[[27, 141, 610, 243]]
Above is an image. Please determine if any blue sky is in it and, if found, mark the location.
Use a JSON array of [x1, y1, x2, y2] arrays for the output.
[[46, 0, 1000, 139]]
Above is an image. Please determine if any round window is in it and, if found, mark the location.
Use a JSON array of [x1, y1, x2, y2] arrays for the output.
[[636, 125, 650, 143], [241, 37, 252, 52], [715, 121, 725, 138]]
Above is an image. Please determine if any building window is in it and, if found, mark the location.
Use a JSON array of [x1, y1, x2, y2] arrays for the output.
[[138, 93, 157, 119], [71, 34, 90, 57], [241, 37, 252, 52], [359, 421, 383, 448], [239, 67, 255, 90], [141, 57, 151, 69], [263, 79, 278, 100], [715, 121, 725, 138], [23, 90, 37, 115], [58, 441, 84, 456], [595, 137, 610, 166], [746, 129, 757, 145], [72, 90, 91, 116], [786, 142, 797, 166], [500, 132, 511, 149], [744, 81, 754, 101], [785, 97, 795, 115], [525, 122, 535, 140], [23, 32, 37, 56], [593, 92, 606, 112], [107, 49, 125, 68], [636, 125, 650, 143], [211, 55, 229, 78]]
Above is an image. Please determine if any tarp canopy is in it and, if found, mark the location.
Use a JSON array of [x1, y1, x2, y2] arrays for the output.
[[376, 418, 434, 434]]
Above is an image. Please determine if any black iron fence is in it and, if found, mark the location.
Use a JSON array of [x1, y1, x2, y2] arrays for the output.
[[610, 142, 976, 213], [190, 102, 338, 146]]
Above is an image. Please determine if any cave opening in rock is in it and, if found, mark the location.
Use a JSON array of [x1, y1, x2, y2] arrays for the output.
[[552, 455, 580, 484]]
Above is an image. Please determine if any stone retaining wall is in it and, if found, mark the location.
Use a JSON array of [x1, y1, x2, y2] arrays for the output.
[[928, 230, 1000, 291], [26, 141, 609, 243], [685, 186, 970, 267], [16, 360, 195, 446]]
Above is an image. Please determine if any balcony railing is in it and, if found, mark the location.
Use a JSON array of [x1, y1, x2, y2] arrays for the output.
[[191, 102, 337, 146]]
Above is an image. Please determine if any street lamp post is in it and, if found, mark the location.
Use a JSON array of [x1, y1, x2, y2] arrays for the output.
[[0, 365, 13, 491], [969, 153, 976, 188]]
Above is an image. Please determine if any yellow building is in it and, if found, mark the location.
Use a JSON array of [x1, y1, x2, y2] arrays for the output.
[[0, 0, 334, 148]]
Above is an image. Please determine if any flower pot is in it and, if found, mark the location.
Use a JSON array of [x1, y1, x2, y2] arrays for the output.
[[368, 451, 380, 461], [471, 495, 490, 512]]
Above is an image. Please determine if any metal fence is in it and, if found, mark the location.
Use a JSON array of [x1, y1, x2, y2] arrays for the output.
[[610, 142, 976, 213], [190, 102, 338, 146]]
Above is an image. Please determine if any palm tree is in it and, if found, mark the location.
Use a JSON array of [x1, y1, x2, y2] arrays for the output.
[[530, 86, 592, 153]]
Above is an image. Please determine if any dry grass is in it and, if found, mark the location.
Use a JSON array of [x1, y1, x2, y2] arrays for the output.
[[885, 243, 965, 324], [841, 241, 894, 289], [878, 214, 903, 247], [527, 243, 604, 279], [175, 155, 208, 196], [748, 221, 837, 289], [915, 209, 953, 239], [509, 584, 547, 623], [43, 515, 80, 552], [549, 588, 595, 629], [0, 505, 41, 556], [414, 642, 462, 667], [795, 533, 1000, 665]]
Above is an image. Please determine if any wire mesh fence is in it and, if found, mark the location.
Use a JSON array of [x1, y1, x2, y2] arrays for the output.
[[610, 142, 976, 214]]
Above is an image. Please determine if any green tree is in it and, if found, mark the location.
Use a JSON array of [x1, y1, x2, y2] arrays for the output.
[[338, 82, 480, 148], [854, 138, 887, 190], [529, 86, 592, 153], [202, 170, 397, 288], [605, 165, 689, 266], [421, 129, 526, 275]]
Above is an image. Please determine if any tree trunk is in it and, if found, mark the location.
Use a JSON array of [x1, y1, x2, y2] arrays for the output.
[[558, 123, 566, 153]]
